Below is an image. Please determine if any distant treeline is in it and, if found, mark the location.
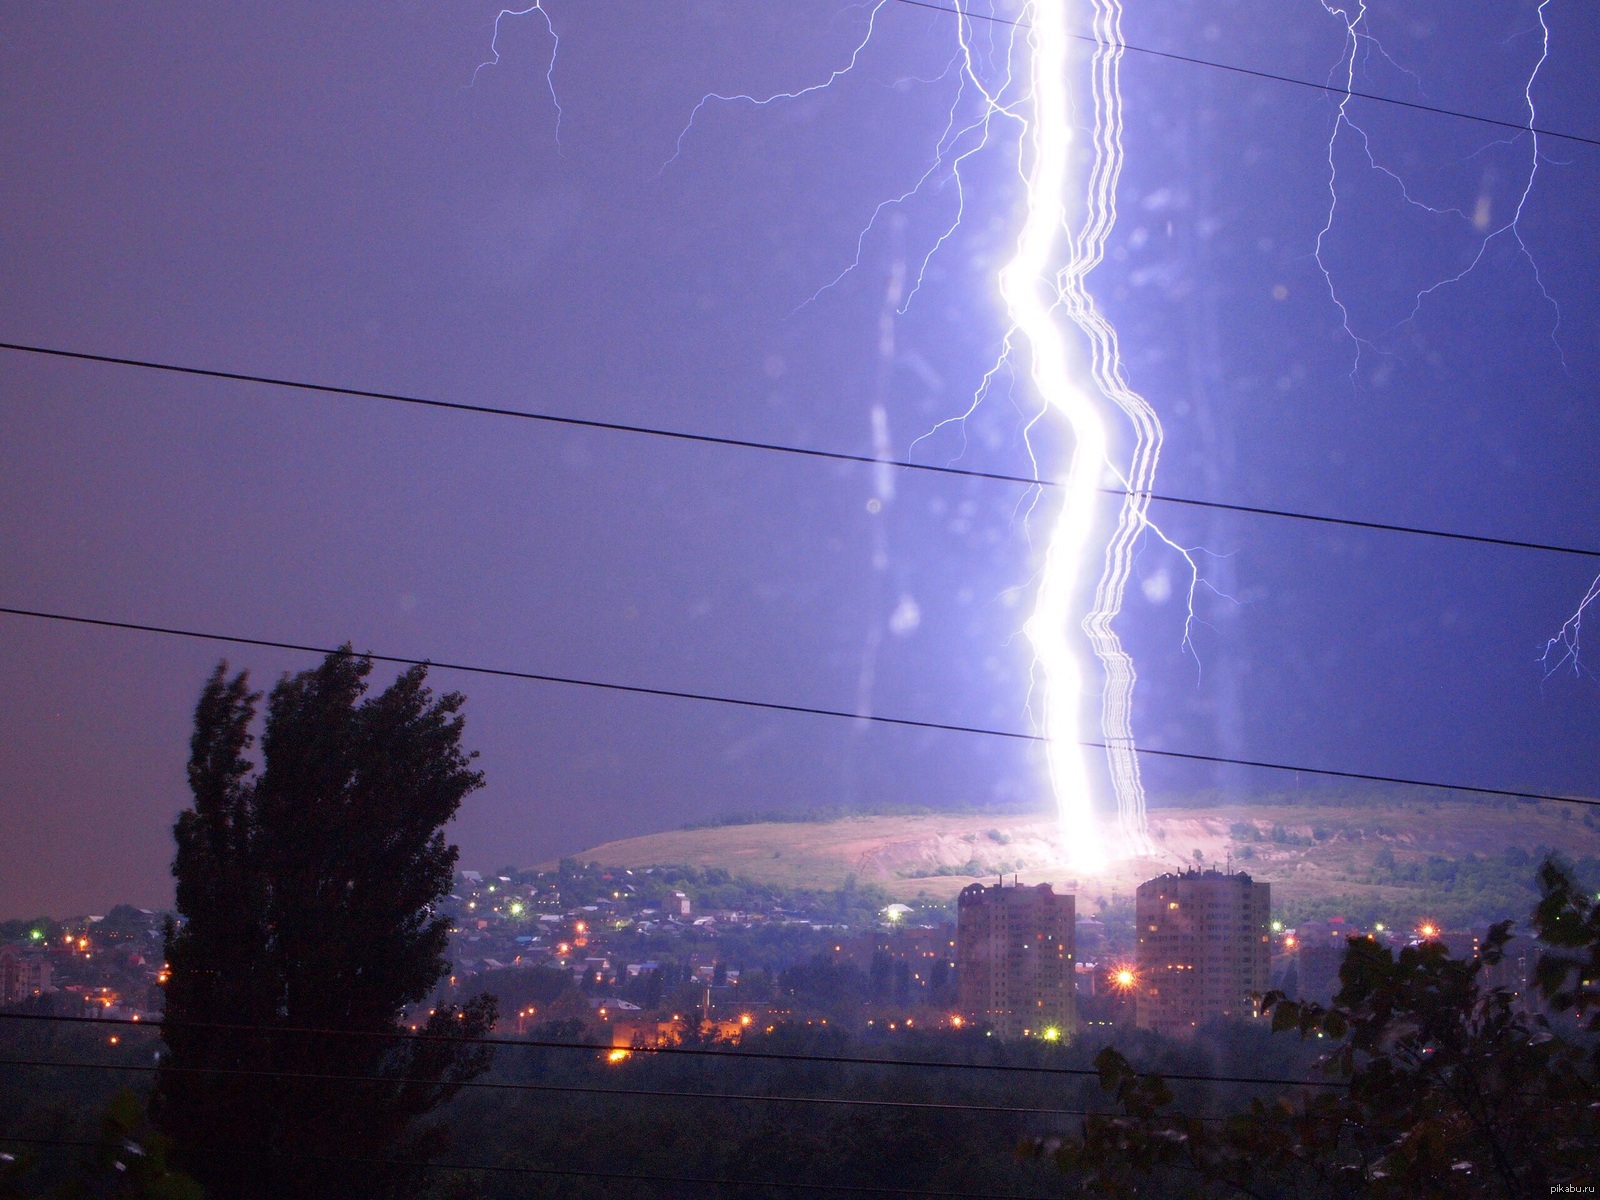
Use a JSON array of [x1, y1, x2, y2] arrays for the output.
[[0, 1004, 1327, 1200], [677, 800, 1049, 830], [1153, 785, 1597, 812], [680, 789, 1599, 829], [1278, 848, 1600, 930], [497, 857, 928, 928]]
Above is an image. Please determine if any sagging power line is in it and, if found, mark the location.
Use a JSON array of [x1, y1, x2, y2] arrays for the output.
[[3, 341, 1595, 562], [0, 1054, 1156, 1119], [886, 0, 1600, 151], [0, 604, 1593, 810], [0, 1011, 1339, 1091]]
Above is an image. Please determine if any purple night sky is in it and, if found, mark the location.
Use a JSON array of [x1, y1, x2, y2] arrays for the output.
[[1, 1, 1596, 917]]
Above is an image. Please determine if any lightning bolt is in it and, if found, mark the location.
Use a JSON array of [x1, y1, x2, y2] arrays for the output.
[[663, 0, 896, 175], [1052, 0, 1162, 860], [664, 0, 1189, 870], [1003, 0, 1113, 871], [471, 4, 565, 148], [1313, 2, 1589, 674], [1314, 0, 1562, 363], [1543, 574, 1600, 680]]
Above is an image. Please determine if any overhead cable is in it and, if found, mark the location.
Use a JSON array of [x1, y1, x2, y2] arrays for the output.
[[0, 1012, 1340, 1090], [887, 0, 1600, 151], [0, 1055, 1145, 1118], [1, 604, 1593, 809], [2, 341, 1594, 561], [0, 1135, 1059, 1199]]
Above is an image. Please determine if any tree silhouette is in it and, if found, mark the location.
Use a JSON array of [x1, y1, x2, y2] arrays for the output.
[[1031, 857, 1600, 1197], [158, 651, 496, 1200]]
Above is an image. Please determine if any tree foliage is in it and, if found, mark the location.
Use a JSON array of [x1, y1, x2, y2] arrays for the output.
[[158, 651, 496, 1200], [1031, 857, 1600, 1197], [1, 1090, 201, 1200]]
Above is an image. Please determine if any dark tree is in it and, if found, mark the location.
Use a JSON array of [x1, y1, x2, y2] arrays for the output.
[[0, 1090, 202, 1200], [158, 651, 496, 1200], [1030, 857, 1600, 1198]]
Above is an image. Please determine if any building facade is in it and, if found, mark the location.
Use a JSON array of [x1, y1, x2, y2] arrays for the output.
[[1291, 919, 1354, 1004], [0, 944, 52, 1005], [1135, 869, 1270, 1035], [1478, 925, 1544, 1016], [956, 880, 1077, 1039]]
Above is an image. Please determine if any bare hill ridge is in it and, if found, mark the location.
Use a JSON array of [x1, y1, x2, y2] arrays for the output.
[[562, 801, 1600, 909]]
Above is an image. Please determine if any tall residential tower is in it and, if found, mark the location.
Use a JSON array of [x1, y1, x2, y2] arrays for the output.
[[1135, 868, 1270, 1035], [956, 880, 1077, 1039]]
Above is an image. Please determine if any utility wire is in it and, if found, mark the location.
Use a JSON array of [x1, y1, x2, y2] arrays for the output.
[[3, 341, 1595, 562], [0, 1135, 1059, 1200], [0, 1055, 1163, 1118], [888, 0, 1600, 151], [0, 1012, 1341, 1090], [1, 604, 1593, 809]]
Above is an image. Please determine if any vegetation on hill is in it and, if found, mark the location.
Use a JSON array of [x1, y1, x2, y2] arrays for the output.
[[563, 797, 1600, 930], [677, 799, 1049, 830], [1275, 846, 1600, 931], [502, 857, 913, 928]]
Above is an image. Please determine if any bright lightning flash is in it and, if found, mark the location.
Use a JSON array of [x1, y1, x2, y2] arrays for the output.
[[657, 0, 1184, 869], [655, 0, 1186, 868], [1004, 0, 1109, 872]]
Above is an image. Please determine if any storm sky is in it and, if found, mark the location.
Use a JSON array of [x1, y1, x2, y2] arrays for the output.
[[2, 1, 1596, 916]]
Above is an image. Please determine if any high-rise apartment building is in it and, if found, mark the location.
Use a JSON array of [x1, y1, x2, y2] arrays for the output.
[[956, 880, 1077, 1039], [1135, 868, 1270, 1035], [0, 944, 51, 1005]]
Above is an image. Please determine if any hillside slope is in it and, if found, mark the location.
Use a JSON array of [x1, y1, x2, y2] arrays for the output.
[[561, 801, 1600, 914]]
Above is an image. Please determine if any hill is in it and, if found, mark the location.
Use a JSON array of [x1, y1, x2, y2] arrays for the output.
[[561, 798, 1600, 923]]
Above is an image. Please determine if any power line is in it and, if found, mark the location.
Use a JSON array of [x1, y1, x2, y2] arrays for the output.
[[0, 1012, 1341, 1090], [1, 603, 1594, 809], [0, 1135, 1059, 1199], [887, 0, 1600, 151], [0, 1055, 1145, 1118], [3, 340, 1595, 562]]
